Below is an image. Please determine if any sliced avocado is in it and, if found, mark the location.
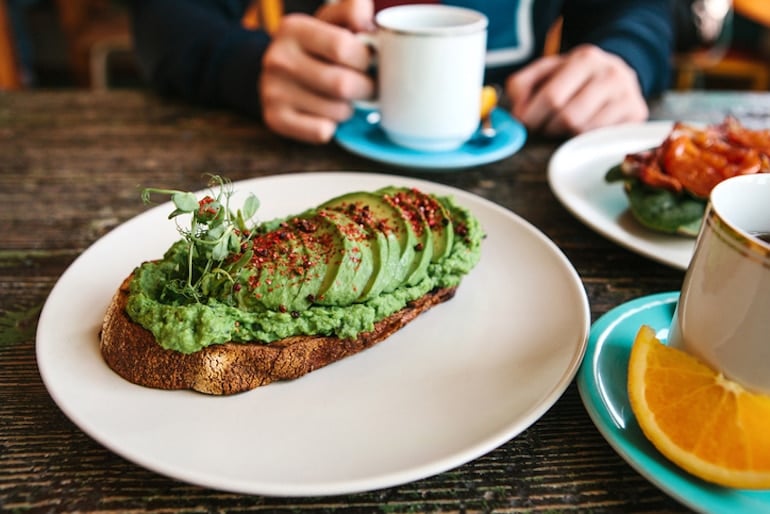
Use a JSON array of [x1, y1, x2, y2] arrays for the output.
[[303, 209, 374, 306], [321, 191, 414, 293], [247, 223, 307, 311], [318, 194, 391, 301], [285, 215, 328, 311], [395, 187, 454, 263], [378, 187, 433, 285]]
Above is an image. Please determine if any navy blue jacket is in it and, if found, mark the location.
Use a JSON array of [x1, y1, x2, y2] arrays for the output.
[[128, 0, 673, 118]]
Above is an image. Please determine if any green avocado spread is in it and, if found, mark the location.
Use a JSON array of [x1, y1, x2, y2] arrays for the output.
[[126, 185, 483, 354]]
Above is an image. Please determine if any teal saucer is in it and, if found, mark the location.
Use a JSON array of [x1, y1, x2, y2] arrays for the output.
[[578, 292, 770, 513], [334, 107, 526, 170]]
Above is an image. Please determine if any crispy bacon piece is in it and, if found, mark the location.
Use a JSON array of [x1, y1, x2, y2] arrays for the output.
[[722, 116, 770, 158], [622, 147, 683, 193], [621, 118, 769, 198], [663, 127, 762, 198]]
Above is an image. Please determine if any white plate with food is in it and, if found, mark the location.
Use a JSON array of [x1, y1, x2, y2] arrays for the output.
[[37, 171, 589, 497], [548, 121, 694, 270]]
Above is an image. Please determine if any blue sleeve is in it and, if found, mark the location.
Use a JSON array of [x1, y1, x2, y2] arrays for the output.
[[128, 0, 321, 118], [560, 0, 673, 98]]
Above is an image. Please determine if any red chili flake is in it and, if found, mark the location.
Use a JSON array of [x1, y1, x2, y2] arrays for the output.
[[294, 218, 318, 233], [414, 242, 424, 252], [198, 196, 216, 211], [233, 283, 242, 292], [306, 294, 315, 303], [392, 192, 425, 237], [278, 304, 287, 313]]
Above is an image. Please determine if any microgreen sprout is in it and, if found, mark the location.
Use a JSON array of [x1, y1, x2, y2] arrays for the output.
[[141, 175, 260, 302]]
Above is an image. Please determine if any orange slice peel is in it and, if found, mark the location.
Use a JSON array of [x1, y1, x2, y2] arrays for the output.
[[628, 325, 770, 489]]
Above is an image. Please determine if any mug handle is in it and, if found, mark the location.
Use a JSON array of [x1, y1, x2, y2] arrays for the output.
[[353, 32, 379, 112]]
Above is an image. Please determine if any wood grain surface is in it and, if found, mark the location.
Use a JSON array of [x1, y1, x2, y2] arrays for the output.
[[2, 89, 745, 513]]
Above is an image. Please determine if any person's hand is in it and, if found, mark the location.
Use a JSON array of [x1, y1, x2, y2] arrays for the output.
[[261, 0, 375, 143], [505, 44, 649, 137]]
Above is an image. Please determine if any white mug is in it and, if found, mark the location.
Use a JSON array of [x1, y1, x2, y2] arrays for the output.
[[363, 5, 488, 152], [668, 174, 770, 394]]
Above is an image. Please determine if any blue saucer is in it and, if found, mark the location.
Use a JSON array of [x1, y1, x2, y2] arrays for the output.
[[578, 292, 770, 513], [334, 108, 527, 170]]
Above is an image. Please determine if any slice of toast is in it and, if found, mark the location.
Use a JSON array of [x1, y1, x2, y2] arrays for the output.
[[100, 275, 457, 395]]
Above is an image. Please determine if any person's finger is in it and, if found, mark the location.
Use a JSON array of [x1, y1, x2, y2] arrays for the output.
[[505, 55, 562, 111], [275, 14, 372, 71], [264, 19, 374, 101], [266, 46, 373, 101], [261, 73, 355, 123], [261, 76, 352, 143], [316, 0, 375, 32], [267, 107, 340, 144]]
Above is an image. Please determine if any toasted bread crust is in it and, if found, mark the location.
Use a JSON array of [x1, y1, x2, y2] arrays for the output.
[[100, 275, 456, 395]]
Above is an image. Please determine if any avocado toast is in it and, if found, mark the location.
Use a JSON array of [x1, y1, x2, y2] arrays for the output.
[[100, 178, 483, 395]]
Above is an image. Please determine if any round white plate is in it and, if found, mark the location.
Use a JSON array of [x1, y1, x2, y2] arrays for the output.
[[548, 121, 695, 270], [37, 172, 589, 497]]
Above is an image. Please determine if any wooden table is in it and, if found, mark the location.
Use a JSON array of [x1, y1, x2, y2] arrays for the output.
[[2, 89, 766, 512]]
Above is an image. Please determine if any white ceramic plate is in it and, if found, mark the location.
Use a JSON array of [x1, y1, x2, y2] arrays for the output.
[[37, 172, 589, 497], [548, 121, 695, 270]]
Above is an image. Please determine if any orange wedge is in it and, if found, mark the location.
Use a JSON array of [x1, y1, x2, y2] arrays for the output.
[[628, 325, 770, 489]]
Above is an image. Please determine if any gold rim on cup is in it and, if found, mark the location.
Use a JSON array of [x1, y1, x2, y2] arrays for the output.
[[707, 206, 770, 268]]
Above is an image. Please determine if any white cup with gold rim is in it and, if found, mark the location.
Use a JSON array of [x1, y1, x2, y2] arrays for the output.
[[668, 173, 770, 394]]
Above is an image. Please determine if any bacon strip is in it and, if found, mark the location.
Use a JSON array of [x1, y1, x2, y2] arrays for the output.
[[621, 117, 769, 198]]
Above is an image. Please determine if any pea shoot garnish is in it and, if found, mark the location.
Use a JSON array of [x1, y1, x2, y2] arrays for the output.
[[141, 175, 260, 302]]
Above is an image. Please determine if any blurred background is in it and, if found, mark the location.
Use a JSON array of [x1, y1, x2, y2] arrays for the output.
[[2, 0, 139, 89], [2, 0, 770, 92]]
